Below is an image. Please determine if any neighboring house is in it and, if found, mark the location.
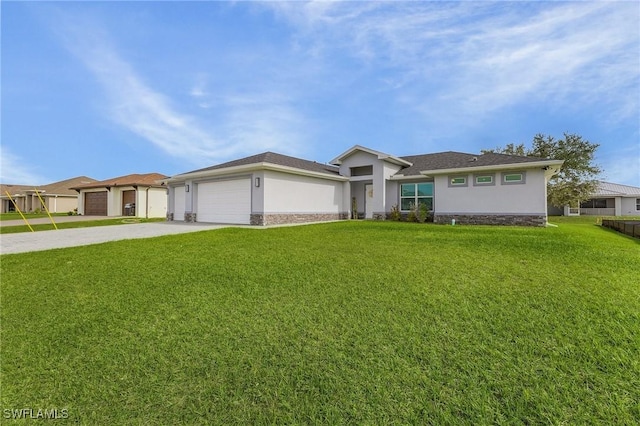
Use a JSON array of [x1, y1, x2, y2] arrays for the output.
[[163, 145, 563, 226], [0, 176, 97, 214], [569, 181, 640, 217], [71, 173, 168, 218]]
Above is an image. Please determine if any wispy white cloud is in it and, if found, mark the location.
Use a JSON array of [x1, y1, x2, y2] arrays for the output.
[[0, 146, 47, 185], [51, 11, 307, 166], [266, 1, 639, 123]]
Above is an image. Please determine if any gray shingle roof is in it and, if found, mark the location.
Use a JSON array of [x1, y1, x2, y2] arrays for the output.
[[184, 152, 340, 176], [175, 148, 557, 180], [396, 151, 552, 176]]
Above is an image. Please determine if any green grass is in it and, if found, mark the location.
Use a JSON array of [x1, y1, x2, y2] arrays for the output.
[[0, 212, 70, 221], [0, 217, 165, 234], [1, 221, 638, 424], [548, 215, 640, 225]]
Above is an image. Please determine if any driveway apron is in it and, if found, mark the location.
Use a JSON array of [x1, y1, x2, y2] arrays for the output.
[[0, 222, 226, 255]]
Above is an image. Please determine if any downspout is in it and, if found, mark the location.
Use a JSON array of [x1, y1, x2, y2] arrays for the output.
[[146, 187, 150, 219]]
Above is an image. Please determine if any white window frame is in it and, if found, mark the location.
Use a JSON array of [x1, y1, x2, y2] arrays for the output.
[[448, 175, 468, 187], [400, 182, 434, 212], [501, 171, 526, 185], [473, 174, 495, 186]]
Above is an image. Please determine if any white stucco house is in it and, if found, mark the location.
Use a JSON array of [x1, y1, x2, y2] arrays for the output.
[[573, 181, 640, 216], [71, 173, 168, 218], [163, 145, 563, 226]]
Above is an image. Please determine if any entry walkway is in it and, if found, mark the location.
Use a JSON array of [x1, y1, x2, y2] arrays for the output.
[[0, 222, 226, 255]]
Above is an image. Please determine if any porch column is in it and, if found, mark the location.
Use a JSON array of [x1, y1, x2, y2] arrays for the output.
[[372, 168, 386, 219], [615, 197, 622, 216]]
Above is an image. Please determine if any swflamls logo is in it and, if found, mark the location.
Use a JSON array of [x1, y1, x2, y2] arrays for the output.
[[3, 408, 69, 420]]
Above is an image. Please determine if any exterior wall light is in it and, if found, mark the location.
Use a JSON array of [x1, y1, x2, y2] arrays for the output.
[[185, 184, 190, 192], [255, 177, 261, 188]]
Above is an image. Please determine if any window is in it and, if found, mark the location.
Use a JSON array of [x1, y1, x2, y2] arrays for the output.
[[400, 183, 433, 211], [448, 176, 468, 187], [350, 165, 373, 176], [580, 198, 607, 209], [636, 198, 640, 211], [501, 171, 526, 185], [474, 174, 495, 186]]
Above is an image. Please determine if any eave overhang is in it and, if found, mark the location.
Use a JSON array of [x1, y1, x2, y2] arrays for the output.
[[162, 162, 348, 185], [413, 159, 564, 178]]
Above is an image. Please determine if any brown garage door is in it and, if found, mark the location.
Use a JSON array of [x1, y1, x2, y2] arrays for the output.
[[84, 192, 107, 216]]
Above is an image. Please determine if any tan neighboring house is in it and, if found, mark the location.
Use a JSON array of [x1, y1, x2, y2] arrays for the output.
[[70, 173, 168, 218], [1, 176, 97, 214]]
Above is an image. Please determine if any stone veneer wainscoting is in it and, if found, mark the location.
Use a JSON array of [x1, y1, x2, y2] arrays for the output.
[[434, 214, 546, 226], [251, 213, 349, 226]]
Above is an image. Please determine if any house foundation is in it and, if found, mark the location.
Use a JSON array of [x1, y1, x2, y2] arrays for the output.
[[251, 213, 349, 226], [434, 214, 546, 226]]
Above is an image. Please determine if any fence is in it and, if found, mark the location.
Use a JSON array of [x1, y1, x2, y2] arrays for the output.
[[580, 208, 616, 216], [601, 220, 640, 239]]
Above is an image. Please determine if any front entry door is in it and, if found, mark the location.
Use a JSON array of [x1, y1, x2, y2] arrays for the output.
[[365, 184, 374, 219]]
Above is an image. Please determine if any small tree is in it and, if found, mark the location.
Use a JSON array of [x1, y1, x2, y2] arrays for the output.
[[483, 133, 602, 207]]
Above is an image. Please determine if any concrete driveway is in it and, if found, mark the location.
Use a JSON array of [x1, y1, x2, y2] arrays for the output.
[[0, 221, 227, 255]]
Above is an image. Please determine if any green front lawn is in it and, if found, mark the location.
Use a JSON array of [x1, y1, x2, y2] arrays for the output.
[[0, 217, 165, 234], [1, 221, 638, 424], [0, 212, 70, 221]]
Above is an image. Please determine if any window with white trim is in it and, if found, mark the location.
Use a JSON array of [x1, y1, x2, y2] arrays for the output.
[[448, 176, 468, 187], [474, 174, 495, 186], [501, 171, 526, 185], [636, 198, 640, 211], [400, 183, 433, 211]]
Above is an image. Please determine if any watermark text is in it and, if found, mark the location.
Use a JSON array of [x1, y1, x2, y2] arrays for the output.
[[3, 408, 69, 420]]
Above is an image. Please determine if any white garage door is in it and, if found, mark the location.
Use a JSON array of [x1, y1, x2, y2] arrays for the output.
[[196, 179, 251, 224], [173, 186, 185, 220]]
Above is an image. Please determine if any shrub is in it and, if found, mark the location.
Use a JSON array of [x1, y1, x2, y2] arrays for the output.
[[389, 204, 401, 221], [417, 203, 429, 223], [351, 197, 358, 219], [407, 203, 417, 222]]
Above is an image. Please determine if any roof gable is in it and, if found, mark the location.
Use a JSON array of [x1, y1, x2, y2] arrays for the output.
[[178, 152, 340, 177], [330, 145, 412, 167]]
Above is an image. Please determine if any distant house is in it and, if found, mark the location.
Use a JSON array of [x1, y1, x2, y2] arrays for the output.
[[572, 181, 640, 217], [70, 173, 168, 218], [163, 145, 563, 226], [0, 176, 97, 214]]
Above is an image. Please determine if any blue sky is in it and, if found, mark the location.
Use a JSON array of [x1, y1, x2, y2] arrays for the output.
[[2, 1, 639, 186]]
